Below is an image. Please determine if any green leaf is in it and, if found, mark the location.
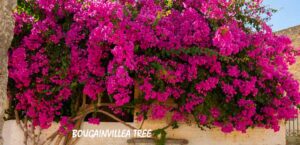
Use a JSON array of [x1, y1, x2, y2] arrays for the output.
[[152, 129, 167, 145]]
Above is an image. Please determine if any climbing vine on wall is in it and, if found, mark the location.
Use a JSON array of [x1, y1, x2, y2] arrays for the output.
[[7, 0, 300, 144]]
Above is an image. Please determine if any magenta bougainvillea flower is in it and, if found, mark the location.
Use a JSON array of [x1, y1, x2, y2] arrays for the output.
[[8, 0, 300, 134], [88, 118, 100, 125]]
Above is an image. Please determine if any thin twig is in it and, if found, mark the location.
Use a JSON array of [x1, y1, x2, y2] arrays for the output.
[[82, 94, 86, 108], [54, 135, 63, 145], [40, 130, 59, 145], [98, 110, 137, 130], [36, 127, 42, 145], [24, 117, 28, 145], [66, 118, 84, 145], [15, 110, 26, 133], [139, 118, 145, 129]]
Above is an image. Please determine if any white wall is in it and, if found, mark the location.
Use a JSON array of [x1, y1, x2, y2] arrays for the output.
[[2, 120, 286, 145]]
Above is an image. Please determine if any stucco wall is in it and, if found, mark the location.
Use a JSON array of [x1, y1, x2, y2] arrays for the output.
[[2, 120, 286, 145], [0, 0, 17, 145], [276, 25, 300, 80]]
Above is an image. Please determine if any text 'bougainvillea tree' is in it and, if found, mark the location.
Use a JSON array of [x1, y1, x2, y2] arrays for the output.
[[7, 0, 300, 144]]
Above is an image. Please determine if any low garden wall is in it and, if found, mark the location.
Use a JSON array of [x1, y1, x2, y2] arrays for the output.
[[2, 120, 286, 145]]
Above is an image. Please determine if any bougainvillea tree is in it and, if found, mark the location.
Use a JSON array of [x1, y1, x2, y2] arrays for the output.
[[7, 0, 300, 144]]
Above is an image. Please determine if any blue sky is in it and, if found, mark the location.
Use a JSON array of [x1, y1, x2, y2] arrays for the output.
[[263, 0, 300, 31]]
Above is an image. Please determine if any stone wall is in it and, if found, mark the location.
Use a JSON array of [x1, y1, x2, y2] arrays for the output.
[[276, 26, 300, 145], [0, 0, 17, 144], [276, 25, 300, 47], [276, 25, 300, 80]]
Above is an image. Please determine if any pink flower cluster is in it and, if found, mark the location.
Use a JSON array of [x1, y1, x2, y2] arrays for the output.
[[9, 0, 300, 134], [213, 21, 249, 56], [59, 117, 74, 135]]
